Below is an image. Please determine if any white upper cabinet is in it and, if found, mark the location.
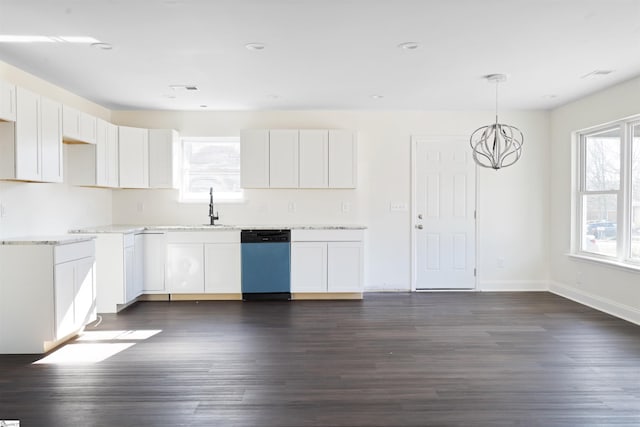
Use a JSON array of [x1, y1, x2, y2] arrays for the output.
[[240, 129, 270, 188], [118, 125, 149, 188], [65, 118, 118, 187], [0, 79, 16, 121], [0, 88, 62, 183], [269, 129, 299, 188], [240, 128, 357, 189], [328, 130, 357, 188], [63, 106, 96, 144], [148, 129, 179, 189], [40, 97, 63, 183], [299, 130, 328, 188]]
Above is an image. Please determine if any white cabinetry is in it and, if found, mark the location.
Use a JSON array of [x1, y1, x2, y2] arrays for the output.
[[240, 129, 269, 188], [269, 129, 299, 188], [291, 229, 364, 294], [299, 130, 328, 188], [0, 88, 63, 182], [149, 129, 179, 189], [0, 79, 16, 121], [240, 128, 356, 189], [66, 118, 119, 187], [118, 125, 149, 188], [166, 231, 241, 294], [62, 105, 96, 144], [0, 239, 96, 354], [84, 232, 144, 313], [328, 130, 357, 188], [142, 232, 166, 292]]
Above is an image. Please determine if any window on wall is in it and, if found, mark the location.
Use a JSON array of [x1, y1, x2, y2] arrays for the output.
[[575, 120, 640, 264], [180, 137, 243, 202]]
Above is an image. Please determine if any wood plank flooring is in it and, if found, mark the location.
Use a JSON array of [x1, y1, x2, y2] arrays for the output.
[[1, 292, 639, 426]]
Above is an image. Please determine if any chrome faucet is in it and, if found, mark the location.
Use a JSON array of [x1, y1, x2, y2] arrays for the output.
[[209, 187, 219, 225]]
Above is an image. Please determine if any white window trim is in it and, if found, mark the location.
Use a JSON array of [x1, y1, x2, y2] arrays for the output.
[[572, 117, 640, 268], [178, 136, 244, 204]]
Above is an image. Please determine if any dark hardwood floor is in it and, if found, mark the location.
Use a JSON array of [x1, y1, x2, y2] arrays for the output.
[[1, 292, 640, 426]]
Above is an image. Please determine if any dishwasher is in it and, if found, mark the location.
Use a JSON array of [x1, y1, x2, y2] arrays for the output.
[[241, 229, 291, 301]]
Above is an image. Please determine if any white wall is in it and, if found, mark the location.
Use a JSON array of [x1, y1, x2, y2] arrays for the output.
[[550, 76, 640, 325], [111, 110, 550, 291], [0, 61, 112, 238]]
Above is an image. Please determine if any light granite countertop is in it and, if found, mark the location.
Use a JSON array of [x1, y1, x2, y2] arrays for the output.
[[0, 235, 96, 245], [70, 224, 367, 233]]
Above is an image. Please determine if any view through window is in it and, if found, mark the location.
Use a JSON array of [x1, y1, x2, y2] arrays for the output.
[[180, 137, 242, 202]]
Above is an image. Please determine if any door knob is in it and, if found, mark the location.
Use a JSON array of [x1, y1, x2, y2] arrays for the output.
[[418, 214, 423, 219], [415, 224, 423, 229]]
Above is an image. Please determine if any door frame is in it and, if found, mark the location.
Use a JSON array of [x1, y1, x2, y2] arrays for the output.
[[410, 135, 478, 292]]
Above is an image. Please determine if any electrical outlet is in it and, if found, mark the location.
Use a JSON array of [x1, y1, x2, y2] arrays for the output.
[[136, 202, 144, 213], [341, 202, 351, 213], [389, 202, 408, 212], [497, 257, 505, 268], [0, 202, 6, 218], [288, 201, 296, 213]]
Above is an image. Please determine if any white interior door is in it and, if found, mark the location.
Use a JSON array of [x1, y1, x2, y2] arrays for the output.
[[412, 136, 476, 290]]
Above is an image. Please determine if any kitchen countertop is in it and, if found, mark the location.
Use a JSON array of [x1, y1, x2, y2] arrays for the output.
[[71, 224, 367, 233], [0, 235, 96, 245]]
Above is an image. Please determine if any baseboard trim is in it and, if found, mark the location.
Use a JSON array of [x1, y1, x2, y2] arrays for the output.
[[292, 292, 363, 300], [549, 281, 640, 326], [169, 293, 242, 301], [478, 280, 548, 291]]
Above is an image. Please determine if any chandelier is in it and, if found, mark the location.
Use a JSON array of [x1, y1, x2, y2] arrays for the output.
[[470, 74, 523, 170]]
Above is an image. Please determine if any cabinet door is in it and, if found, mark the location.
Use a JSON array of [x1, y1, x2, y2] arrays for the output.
[[269, 129, 299, 188], [149, 129, 178, 188], [74, 256, 96, 328], [106, 122, 119, 187], [166, 243, 204, 293], [40, 97, 63, 183], [54, 261, 76, 340], [132, 234, 144, 300], [240, 129, 269, 188], [204, 243, 241, 293], [124, 244, 135, 302], [15, 87, 40, 181], [299, 130, 328, 188], [143, 233, 166, 292], [95, 119, 109, 186], [328, 130, 357, 188], [291, 242, 327, 293], [62, 105, 80, 141], [0, 79, 16, 121], [119, 126, 149, 188], [327, 242, 363, 292], [78, 112, 96, 144]]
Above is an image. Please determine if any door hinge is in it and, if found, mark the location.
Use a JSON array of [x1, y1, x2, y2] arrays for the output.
[[474, 210, 477, 220], [474, 268, 477, 277]]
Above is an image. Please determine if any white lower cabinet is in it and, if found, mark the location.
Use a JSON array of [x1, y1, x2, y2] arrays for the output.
[[166, 231, 241, 294], [0, 240, 96, 354], [83, 232, 144, 313], [204, 243, 241, 293], [143, 232, 166, 292], [166, 243, 204, 293], [291, 230, 364, 294]]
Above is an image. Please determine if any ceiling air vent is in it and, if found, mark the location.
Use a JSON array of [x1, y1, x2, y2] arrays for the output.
[[581, 70, 614, 79], [169, 84, 199, 91]]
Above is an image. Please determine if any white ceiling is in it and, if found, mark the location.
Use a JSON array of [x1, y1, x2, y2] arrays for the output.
[[0, 0, 639, 111]]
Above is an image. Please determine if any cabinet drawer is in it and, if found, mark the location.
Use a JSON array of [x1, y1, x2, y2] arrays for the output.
[[54, 240, 95, 264], [291, 229, 364, 242], [167, 230, 240, 244]]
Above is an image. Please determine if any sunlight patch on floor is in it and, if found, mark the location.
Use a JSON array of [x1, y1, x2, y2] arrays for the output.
[[33, 343, 135, 364]]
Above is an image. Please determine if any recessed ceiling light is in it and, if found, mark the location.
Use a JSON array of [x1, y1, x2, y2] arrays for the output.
[[267, 94, 280, 100], [200, 105, 208, 108], [543, 94, 558, 99], [245, 42, 265, 51], [581, 70, 614, 79], [371, 95, 384, 99], [397, 42, 419, 50], [60, 36, 101, 43], [90, 42, 113, 50]]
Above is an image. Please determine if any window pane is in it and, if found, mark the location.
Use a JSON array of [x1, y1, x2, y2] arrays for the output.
[[584, 129, 621, 191], [632, 126, 640, 259], [582, 194, 617, 256]]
